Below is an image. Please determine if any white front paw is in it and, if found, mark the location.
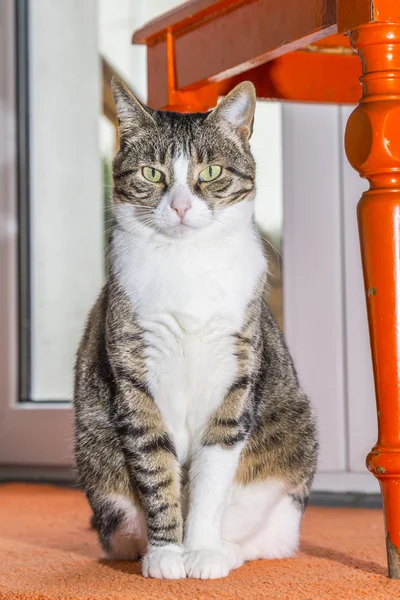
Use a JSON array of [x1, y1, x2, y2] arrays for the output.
[[183, 549, 231, 579], [142, 545, 186, 579]]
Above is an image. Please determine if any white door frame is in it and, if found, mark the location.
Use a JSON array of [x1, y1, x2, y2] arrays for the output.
[[0, 0, 72, 469], [0, 0, 100, 472]]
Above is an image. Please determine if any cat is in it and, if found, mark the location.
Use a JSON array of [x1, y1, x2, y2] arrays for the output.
[[74, 78, 318, 580]]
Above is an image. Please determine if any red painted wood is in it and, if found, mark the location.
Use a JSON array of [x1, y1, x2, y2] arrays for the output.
[[338, 0, 400, 33], [146, 50, 362, 111], [345, 21, 400, 579], [221, 52, 362, 105], [133, 0, 337, 46], [135, 0, 338, 108]]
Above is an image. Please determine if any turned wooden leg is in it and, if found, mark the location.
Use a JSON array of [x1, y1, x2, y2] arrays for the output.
[[345, 23, 400, 578]]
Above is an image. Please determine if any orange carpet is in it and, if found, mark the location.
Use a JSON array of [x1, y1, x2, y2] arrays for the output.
[[0, 484, 399, 600]]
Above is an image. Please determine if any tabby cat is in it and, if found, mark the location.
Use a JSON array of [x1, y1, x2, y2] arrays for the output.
[[74, 78, 318, 580]]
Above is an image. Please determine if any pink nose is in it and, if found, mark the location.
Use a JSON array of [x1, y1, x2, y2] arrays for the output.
[[171, 198, 192, 220]]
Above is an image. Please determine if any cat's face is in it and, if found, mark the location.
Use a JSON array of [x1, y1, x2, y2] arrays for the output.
[[111, 79, 256, 238]]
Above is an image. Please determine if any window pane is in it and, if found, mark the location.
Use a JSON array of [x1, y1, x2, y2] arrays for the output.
[[26, 0, 103, 401]]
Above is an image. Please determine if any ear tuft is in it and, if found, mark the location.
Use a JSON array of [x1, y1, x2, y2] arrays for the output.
[[207, 81, 256, 139], [111, 77, 154, 128]]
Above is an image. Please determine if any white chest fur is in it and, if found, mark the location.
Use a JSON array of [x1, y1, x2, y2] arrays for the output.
[[113, 202, 266, 464]]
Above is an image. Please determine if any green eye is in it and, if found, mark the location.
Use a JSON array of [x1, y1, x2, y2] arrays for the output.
[[142, 166, 163, 183], [199, 165, 222, 182]]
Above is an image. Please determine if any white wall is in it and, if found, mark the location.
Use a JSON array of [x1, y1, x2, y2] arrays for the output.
[[98, 0, 186, 102], [283, 103, 378, 493], [252, 103, 283, 241], [339, 105, 377, 473], [283, 104, 347, 474]]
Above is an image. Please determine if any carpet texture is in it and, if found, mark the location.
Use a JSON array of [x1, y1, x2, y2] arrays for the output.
[[0, 483, 399, 600]]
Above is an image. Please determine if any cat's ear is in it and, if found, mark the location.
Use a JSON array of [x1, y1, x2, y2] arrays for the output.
[[111, 77, 155, 132], [206, 81, 256, 139]]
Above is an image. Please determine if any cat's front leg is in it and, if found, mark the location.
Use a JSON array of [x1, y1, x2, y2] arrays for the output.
[[107, 293, 187, 580], [183, 314, 262, 578], [183, 322, 257, 579], [183, 442, 245, 579], [111, 374, 186, 579]]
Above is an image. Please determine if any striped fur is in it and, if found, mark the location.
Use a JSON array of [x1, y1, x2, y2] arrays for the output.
[[75, 280, 183, 552]]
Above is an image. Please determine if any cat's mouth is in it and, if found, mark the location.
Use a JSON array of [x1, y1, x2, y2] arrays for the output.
[[130, 210, 197, 236], [165, 221, 197, 237]]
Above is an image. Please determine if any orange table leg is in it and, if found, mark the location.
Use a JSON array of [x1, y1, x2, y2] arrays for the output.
[[345, 23, 400, 578]]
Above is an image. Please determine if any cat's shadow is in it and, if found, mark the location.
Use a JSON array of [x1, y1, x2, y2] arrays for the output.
[[301, 542, 387, 576], [98, 558, 143, 576]]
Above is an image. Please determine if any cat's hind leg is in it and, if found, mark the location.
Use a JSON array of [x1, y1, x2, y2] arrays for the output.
[[241, 493, 302, 561], [91, 493, 147, 561], [222, 480, 304, 562]]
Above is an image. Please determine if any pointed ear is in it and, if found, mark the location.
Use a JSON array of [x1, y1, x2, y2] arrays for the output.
[[111, 77, 154, 133], [206, 81, 256, 139]]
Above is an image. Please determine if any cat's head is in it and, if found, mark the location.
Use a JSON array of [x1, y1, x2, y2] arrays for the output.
[[111, 78, 256, 238]]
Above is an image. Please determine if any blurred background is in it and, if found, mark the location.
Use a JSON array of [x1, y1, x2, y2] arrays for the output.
[[0, 0, 379, 498]]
